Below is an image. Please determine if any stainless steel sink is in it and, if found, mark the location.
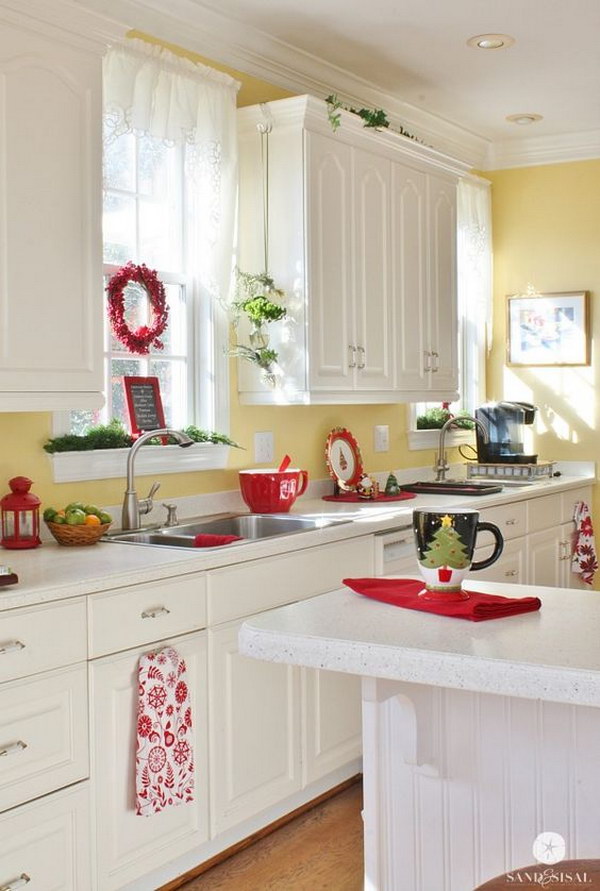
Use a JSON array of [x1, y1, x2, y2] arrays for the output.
[[105, 512, 351, 549]]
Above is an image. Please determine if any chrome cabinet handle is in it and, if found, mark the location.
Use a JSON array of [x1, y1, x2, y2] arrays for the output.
[[141, 606, 171, 620], [430, 350, 439, 373], [0, 740, 27, 757], [504, 569, 518, 577], [0, 875, 31, 891], [348, 345, 357, 368], [0, 641, 25, 656], [423, 351, 432, 373], [356, 346, 366, 370], [505, 518, 518, 526], [559, 540, 571, 561]]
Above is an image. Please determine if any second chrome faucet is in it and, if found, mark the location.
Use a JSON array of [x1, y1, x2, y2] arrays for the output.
[[434, 416, 488, 482]]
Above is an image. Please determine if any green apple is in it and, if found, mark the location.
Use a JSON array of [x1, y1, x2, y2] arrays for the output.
[[65, 509, 86, 526]]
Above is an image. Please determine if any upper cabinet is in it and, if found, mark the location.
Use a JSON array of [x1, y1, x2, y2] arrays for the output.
[[0, 11, 106, 411], [237, 95, 469, 405]]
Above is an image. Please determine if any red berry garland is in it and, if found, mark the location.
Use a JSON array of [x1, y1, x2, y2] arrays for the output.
[[106, 262, 169, 355]]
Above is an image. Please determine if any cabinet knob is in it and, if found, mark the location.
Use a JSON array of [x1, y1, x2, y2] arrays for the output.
[[141, 606, 171, 620], [348, 345, 357, 369], [0, 640, 25, 656], [0, 874, 31, 891]]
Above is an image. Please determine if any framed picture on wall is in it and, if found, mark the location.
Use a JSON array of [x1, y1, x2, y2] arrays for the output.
[[507, 290, 590, 366]]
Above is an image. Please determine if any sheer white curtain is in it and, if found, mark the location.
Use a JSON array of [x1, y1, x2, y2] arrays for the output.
[[103, 38, 240, 308], [457, 174, 493, 411]]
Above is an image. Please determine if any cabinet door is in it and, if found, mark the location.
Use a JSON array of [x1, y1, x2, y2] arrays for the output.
[[0, 23, 103, 409], [302, 667, 362, 785], [527, 528, 562, 587], [209, 619, 301, 834], [305, 131, 354, 391], [353, 147, 393, 390], [473, 536, 527, 585], [391, 162, 429, 391], [559, 519, 587, 589], [90, 632, 208, 891], [427, 175, 458, 393]]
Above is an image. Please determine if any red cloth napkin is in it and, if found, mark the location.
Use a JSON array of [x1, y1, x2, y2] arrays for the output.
[[343, 577, 541, 622], [322, 492, 416, 503], [193, 534, 244, 547], [136, 647, 194, 816]]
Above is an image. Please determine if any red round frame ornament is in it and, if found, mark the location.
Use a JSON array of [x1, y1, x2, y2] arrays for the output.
[[106, 262, 169, 355], [325, 427, 364, 490]]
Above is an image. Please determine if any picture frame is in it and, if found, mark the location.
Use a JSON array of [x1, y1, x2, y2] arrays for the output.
[[507, 291, 590, 366], [123, 375, 166, 438]]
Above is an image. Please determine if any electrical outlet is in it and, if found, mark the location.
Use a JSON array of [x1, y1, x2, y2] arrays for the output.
[[254, 431, 274, 464], [374, 425, 389, 453]]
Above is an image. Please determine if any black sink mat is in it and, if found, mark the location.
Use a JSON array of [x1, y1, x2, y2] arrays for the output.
[[400, 482, 503, 496]]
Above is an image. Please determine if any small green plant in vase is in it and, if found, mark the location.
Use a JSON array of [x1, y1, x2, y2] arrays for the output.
[[230, 269, 287, 384]]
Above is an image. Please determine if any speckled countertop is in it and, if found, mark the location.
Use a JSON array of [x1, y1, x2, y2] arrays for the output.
[[0, 473, 593, 612], [239, 580, 600, 707]]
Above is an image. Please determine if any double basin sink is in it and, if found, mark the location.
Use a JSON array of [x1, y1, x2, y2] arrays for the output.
[[105, 512, 352, 550]]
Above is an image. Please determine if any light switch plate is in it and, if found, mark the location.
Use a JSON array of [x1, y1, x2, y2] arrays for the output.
[[254, 431, 274, 464], [374, 425, 389, 452]]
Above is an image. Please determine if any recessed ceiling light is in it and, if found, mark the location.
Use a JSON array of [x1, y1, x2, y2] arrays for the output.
[[506, 113, 543, 125], [467, 33, 515, 50]]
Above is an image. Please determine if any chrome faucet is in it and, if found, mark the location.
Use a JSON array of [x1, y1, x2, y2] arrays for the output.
[[121, 428, 194, 531], [434, 416, 488, 482]]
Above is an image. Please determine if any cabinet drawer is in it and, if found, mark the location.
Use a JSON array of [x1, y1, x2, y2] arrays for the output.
[[473, 537, 526, 585], [0, 599, 86, 684], [208, 536, 375, 625], [0, 782, 90, 890], [479, 502, 527, 540], [88, 573, 206, 658], [528, 493, 562, 533], [561, 485, 593, 523], [0, 663, 88, 814]]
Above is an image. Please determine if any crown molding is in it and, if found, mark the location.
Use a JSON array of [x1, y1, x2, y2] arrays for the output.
[[484, 129, 600, 170], [0, 0, 126, 50], [73, 0, 490, 167]]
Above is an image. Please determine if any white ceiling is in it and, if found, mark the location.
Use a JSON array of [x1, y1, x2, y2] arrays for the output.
[[189, 0, 599, 143], [70, 0, 600, 166]]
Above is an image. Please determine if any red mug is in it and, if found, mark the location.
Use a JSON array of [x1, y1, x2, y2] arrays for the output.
[[239, 468, 309, 513]]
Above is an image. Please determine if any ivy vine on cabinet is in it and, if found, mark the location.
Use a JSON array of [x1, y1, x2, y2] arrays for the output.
[[236, 95, 470, 405]]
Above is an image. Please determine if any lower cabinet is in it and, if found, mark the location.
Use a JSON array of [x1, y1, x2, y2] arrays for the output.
[[302, 667, 362, 786], [0, 783, 91, 891], [473, 536, 527, 584], [90, 631, 209, 891], [209, 619, 302, 835]]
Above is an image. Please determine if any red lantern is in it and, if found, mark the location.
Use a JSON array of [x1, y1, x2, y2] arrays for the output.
[[1, 477, 41, 549]]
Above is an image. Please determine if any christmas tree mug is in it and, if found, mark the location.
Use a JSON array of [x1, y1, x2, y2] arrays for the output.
[[413, 509, 504, 601]]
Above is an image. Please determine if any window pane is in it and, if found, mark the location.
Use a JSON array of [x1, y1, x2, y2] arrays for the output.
[[150, 359, 187, 428], [150, 283, 187, 355], [109, 282, 149, 352], [111, 358, 143, 427], [104, 131, 135, 191], [103, 193, 136, 264], [70, 409, 102, 435], [137, 136, 182, 270]]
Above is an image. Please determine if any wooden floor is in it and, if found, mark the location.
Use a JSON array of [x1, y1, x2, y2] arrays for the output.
[[178, 782, 364, 891]]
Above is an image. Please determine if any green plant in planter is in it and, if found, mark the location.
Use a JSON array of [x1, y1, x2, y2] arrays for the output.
[[240, 295, 286, 325], [416, 407, 475, 430], [43, 419, 241, 453], [230, 269, 287, 382]]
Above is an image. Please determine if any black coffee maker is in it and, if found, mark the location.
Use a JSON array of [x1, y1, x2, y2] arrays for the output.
[[475, 401, 538, 464]]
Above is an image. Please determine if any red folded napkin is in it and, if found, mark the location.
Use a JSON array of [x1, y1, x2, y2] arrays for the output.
[[343, 577, 541, 622], [193, 534, 244, 547]]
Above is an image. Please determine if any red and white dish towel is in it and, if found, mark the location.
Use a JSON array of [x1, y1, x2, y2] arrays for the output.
[[571, 501, 598, 585], [136, 646, 194, 817]]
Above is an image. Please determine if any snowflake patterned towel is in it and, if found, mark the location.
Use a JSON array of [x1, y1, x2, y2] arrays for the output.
[[136, 646, 194, 817], [571, 501, 598, 586]]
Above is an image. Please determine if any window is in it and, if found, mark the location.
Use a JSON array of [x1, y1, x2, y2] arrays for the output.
[[409, 175, 492, 447]]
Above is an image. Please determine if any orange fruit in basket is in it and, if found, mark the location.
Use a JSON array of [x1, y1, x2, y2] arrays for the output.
[[84, 514, 101, 526]]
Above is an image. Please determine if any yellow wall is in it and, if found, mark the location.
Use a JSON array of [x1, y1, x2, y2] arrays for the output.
[[486, 161, 600, 466], [0, 35, 429, 510]]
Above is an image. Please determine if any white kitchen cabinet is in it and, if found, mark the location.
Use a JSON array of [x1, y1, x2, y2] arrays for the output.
[[302, 667, 362, 786], [90, 631, 209, 891], [0, 12, 104, 410], [209, 619, 302, 835], [237, 94, 468, 404]]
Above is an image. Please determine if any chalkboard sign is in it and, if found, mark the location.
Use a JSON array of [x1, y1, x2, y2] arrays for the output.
[[123, 376, 166, 437]]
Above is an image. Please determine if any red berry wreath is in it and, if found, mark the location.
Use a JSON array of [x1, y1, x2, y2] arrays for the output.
[[106, 262, 169, 355]]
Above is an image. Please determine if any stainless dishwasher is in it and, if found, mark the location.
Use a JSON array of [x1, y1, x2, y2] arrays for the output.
[[375, 526, 419, 577]]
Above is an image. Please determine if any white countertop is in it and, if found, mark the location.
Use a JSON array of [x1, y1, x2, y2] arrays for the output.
[[0, 473, 593, 611], [239, 580, 600, 708]]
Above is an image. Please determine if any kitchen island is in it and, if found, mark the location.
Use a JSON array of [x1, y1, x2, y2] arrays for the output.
[[239, 580, 600, 890]]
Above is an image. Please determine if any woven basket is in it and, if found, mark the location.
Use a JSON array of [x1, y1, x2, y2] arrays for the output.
[[46, 520, 111, 547]]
